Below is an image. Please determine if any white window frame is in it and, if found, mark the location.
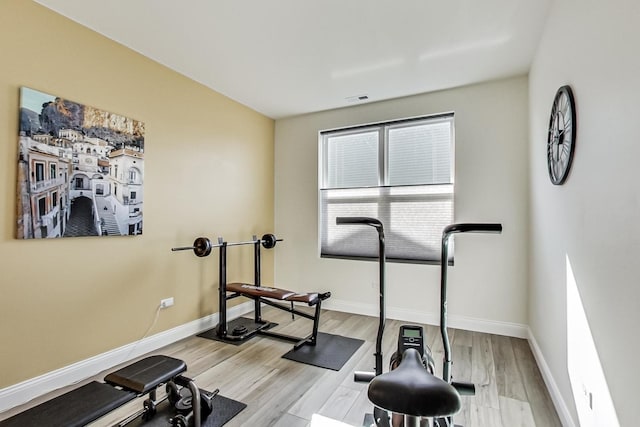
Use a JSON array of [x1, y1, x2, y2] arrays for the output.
[[318, 113, 455, 263]]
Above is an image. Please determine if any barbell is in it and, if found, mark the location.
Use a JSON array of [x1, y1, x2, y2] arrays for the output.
[[171, 234, 282, 257], [171, 236, 215, 257]]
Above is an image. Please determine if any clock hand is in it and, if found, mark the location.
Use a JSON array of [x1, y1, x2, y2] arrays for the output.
[[554, 135, 561, 161]]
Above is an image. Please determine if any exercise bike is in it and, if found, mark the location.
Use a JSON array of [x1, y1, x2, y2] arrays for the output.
[[337, 218, 502, 427]]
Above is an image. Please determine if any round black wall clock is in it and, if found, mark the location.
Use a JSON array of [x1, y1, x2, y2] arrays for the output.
[[547, 85, 576, 185]]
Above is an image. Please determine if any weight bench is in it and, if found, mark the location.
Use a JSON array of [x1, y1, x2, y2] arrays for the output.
[[200, 237, 331, 349], [223, 282, 331, 349], [0, 355, 209, 427]]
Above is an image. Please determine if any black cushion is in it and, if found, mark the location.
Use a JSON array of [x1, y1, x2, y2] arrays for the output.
[[0, 381, 135, 427], [367, 348, 461, 418], [104, 355, 186, 394]]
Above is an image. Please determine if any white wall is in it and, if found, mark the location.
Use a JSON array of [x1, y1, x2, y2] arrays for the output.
[[529, 0, 640, 426], [274, 76, 529, 334]]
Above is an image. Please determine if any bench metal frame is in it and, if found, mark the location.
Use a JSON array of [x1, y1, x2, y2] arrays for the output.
[[215, 238, 329, 349]]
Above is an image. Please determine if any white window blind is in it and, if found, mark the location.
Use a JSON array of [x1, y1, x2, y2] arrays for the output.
[[319, 114, 454, 262], [326, 129, 379, 188]]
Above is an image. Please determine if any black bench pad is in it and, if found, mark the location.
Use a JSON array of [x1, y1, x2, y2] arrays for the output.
[[105, 355, 186, 394], [0, 381, 135, 427]]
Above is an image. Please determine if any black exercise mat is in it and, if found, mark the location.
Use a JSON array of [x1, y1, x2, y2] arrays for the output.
[[0, 386, 245, 427], [126, 392, 246, 427], [203, 394, 247, 427], [281, 332, 364, 370], [197, 317, 277, 346], [0, 381, 135, 427]]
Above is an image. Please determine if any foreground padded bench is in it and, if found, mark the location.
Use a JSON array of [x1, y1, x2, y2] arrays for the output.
[[106, 355, 210, 427], [0, 381, 135, 427], [105, 354, 186, 393], [0, 355, 209, 427]]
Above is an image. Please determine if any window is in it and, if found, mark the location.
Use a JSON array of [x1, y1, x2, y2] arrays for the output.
[[319, 113, 454, 263], [38, 197, 46, 218], [50, 163, 56, 180], [35, 162, 45, 182]]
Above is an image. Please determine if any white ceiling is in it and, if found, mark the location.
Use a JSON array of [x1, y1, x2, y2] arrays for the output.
[[34, 0, 551, 119]]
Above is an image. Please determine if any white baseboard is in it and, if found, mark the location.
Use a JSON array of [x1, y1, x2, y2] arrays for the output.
[[324, 298, 529, 338], [0, 301, 254, 414], [526, 328, 576, 427]]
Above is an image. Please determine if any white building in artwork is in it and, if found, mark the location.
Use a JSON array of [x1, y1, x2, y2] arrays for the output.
[[17, 135, 72, 238], [17, 125, 144, 238], [69, 133, 112, 198], [108, 146, 144, 235], [58, 129, 82, 142]]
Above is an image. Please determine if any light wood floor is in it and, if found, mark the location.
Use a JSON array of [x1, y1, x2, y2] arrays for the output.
[[1, 307, 562, 427]]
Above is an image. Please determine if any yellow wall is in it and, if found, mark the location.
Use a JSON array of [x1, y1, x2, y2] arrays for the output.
[[0, 0, 274, 388]]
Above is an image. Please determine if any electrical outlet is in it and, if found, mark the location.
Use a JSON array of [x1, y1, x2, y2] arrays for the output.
[[160, 297, 174, 309], [582, 383, 593, 410]]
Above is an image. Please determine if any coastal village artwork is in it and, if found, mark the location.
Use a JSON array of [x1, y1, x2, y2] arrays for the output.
[[17, 87, 145, 239]]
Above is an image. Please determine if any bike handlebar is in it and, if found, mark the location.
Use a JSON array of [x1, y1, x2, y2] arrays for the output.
[[442, 223, 502, 236], [336, 216, 384, 231]]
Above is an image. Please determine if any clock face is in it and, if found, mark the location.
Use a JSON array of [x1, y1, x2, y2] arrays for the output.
[[547, 85, 576, 185]]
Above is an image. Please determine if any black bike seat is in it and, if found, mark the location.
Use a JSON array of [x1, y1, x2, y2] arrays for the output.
[[367, 348, 461, 418]]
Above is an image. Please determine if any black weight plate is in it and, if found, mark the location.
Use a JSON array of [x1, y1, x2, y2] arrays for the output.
[[261, 233, 277, 249], [175, 395, 193, 413], [193, 237, 212, 257], [171, 414, 189, 427], [166, 382, 181, 406]]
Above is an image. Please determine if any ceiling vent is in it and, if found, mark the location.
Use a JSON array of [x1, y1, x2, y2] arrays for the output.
[[346, 94, 369, 103]]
